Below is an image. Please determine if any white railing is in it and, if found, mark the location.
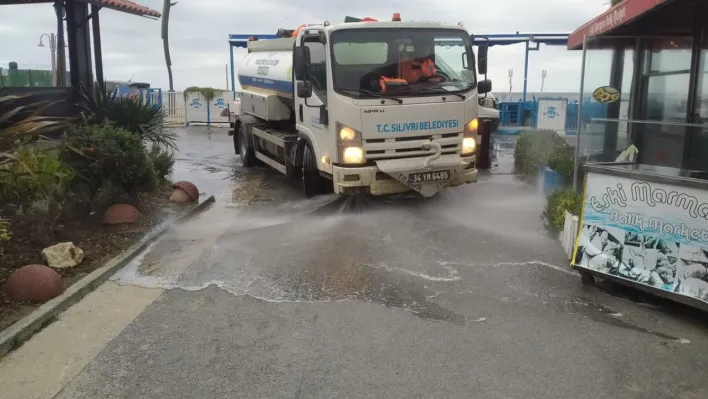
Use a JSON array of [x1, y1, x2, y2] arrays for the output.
[[162, 91, 186, 125]]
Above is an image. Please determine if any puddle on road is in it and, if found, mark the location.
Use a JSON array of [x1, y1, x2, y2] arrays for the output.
[[110, 185, 690, 337], [111, 142, 681, 333], [111, 190, 515, 323]]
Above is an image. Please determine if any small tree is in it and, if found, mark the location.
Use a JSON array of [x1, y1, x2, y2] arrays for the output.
[[183, 87, 221, 102]]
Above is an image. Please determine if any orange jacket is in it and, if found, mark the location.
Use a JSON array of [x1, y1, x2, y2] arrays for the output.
[[400, 58, 436, 84], [380, 57, 436, 92]]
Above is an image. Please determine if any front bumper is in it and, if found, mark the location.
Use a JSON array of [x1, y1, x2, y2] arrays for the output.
[[331, 154, 477, 197]]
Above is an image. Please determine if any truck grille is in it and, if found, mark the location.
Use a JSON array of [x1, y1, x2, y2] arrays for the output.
[[363, 133, 462, 160]]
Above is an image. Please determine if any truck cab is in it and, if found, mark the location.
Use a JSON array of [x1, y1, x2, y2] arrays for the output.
[[231, 17, 491, 198]]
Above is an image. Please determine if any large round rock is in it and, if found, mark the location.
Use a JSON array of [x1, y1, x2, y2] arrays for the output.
[[5, 264, 63, 302], [102, 203, 140, 224], [172, 181, 199, 202], [169, 188, 192, 203]]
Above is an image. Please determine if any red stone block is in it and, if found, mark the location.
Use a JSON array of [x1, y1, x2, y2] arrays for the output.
[[5, 264, 64, 302]]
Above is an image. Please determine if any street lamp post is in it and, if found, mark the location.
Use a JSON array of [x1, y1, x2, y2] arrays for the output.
[[37, 33, 57, 86], [38, 32, 68, 87]]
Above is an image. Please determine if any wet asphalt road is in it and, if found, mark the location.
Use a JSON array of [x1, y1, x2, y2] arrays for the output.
[[56, 128, 708, 398]]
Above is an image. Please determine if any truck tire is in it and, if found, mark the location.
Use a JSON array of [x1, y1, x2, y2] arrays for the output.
[[238, 123, 256, 167], [302, 142, 324, 197], [231, 125, 238, 154]]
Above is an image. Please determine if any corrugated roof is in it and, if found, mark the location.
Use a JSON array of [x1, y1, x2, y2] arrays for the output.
[[567, 0, 670, 49], [0, 0, 161, 18], [92, 0, 161, 18]]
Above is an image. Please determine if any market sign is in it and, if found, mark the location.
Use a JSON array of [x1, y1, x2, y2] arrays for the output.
[[567, 0, 668, 50], [573, 172, 708, 303], [592, 86, 621, 103]]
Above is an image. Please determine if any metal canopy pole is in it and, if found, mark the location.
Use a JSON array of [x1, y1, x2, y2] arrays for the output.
[[603, 46, 625, 162], [65, 0, 93, 97], [523, 40, 530, 103], [91, 4, 104, 92], [64, 0, 78, 91], [573, 35, 588, 191], [53, 1, 67, 87], [522, 38, 540, 125], [522, 38, 542, 103], [230, 43, 236, 93]]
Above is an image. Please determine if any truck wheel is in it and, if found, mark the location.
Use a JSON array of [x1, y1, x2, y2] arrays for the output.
[[302, 143, 324, 197], [238, 124, 256, 167], [232, 127, 238, 154]]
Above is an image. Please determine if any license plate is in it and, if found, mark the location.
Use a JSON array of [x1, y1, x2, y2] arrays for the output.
[[409, 170, 450, 184]]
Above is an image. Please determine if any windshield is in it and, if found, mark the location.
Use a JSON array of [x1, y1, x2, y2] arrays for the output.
[[330, 28, 476, 99]]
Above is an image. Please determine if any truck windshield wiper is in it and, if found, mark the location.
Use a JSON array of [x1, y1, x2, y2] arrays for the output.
[[397, 85, 467, 100], [339, 88, 403, 104]]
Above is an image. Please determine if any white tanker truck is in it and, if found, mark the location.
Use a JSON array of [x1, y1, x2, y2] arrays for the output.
[[229, 15, 492, 197]]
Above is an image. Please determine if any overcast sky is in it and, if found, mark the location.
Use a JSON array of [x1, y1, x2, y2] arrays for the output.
[[0, 0, 609, 93]]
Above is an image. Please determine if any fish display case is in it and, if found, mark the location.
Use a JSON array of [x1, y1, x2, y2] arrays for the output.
[[571, 118, 708, 310]]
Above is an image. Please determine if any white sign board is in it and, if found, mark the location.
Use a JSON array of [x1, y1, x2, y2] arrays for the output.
[[209, 93, 232, 123], [184, 91, 234, 125], [573, 171, 708, 304], [184, 93, 208, 124], [537, 98, 567, 133]]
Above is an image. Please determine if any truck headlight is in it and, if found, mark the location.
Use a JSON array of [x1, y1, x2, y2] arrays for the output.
[[462, 137, 476, 155], [342, 146, 364, 164], [340, 127, 357, 141], [337, 122, 364, 165], [465, 118, 478, 133], [462, 119, 478, 156]]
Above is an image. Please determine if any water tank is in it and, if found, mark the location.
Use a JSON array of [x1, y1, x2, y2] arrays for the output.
[[237, 50, 293, 98]]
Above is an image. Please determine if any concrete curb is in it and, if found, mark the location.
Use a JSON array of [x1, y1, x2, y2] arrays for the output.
[[0, 195, 216, 358]]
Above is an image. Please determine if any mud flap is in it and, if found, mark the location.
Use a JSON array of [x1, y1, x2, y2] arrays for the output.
[[375, 154, 467, 197]]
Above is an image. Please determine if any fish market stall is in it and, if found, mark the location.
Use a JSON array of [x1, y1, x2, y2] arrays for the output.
[[573, 161, 708, 309], [567, 0, 708, 308]]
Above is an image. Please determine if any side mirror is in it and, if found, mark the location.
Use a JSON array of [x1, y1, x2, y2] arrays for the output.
[[297, 81, 313, 98], [293, 46, 311, 81], [478, 79, 492, 95], [478, 42, 488, 75]]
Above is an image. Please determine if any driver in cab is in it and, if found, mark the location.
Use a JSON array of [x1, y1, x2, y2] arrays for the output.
[[400, 43, 438, 84], [379, 42, 439, 93]]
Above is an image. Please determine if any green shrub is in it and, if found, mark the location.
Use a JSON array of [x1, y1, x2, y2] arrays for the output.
[[1, 94, 72, 168], [541, 187, 582, 232], [0, 217, 10, 241], [77, 84, 177, 150], [513, 130, 568, 179], [547, 142, 575, 184], [61, 122, 158, 197], [148, 145, 175, 180], [0, 145, 74, 206]]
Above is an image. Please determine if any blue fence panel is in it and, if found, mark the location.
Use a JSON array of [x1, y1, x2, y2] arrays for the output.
[[140, 88, 162, 106], [499, 101, 538, 127], [499, 102, 520, 126], [501, 98, 609, 135], [524, 101, 538, 128], [499, 100, 539, 128]]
